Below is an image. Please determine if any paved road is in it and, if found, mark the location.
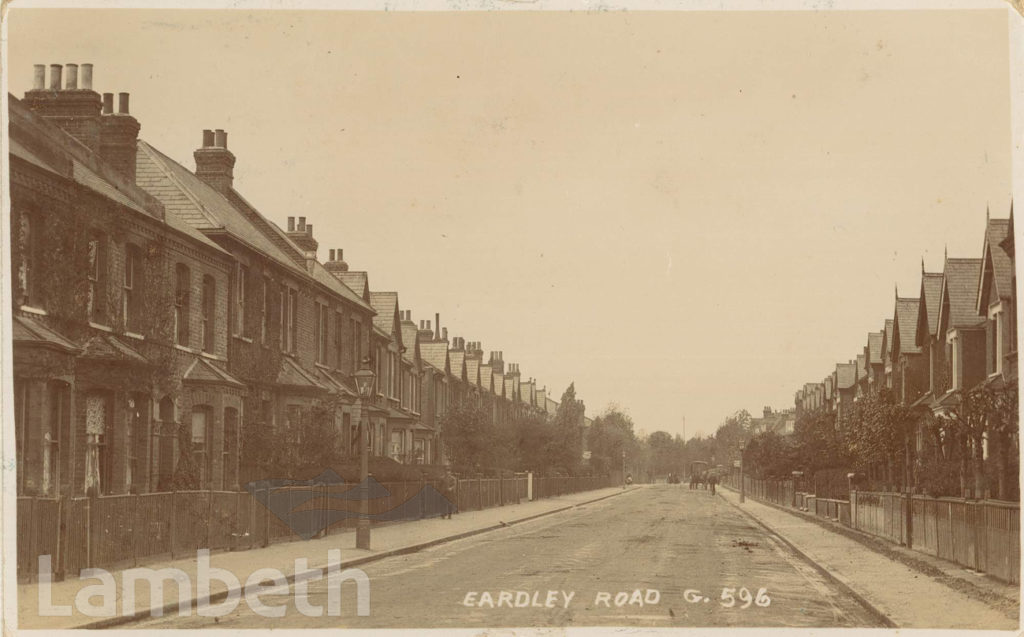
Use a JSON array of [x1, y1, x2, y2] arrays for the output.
[[132, 485, 883, 629]]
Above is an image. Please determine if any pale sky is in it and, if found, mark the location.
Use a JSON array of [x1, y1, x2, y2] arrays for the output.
[[6, 7, 1019, 439]]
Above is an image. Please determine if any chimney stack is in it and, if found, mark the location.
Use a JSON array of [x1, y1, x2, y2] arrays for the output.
[[434, 313, 441, 340], [285, 215, 319, 255], [24, 63, 105, 156], [442, 327, 448, 342], [99, 89, 140, 183], [194, 128, 236, 195], [325, 247, 349, 274]]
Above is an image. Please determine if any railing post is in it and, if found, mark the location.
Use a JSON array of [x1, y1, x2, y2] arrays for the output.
[[132, 492, 139, 567], [169, 488, 177, 559], [904, 489, 913, 549], [85, 495, 93, 569]]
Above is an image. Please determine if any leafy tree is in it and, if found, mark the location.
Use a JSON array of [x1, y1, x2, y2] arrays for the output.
[[440, 398, 495, 474], [547, 383, 584, 475]]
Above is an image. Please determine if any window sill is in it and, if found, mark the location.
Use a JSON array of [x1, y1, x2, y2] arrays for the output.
[[200, 350, 227, 362], [89, 322, 114, 333], [20, 305, 47, 316], [124, 331, 145, 341], [174, 344, 196, 354], [233, 335, 254, 344]]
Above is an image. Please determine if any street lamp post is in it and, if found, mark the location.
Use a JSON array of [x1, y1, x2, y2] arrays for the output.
[[739, 442, 746, 503], [353, 358, 376, 551]]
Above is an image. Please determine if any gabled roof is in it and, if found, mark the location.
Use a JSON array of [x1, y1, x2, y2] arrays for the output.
[[400, 322, 420, 365], [977, 218, 1014, 312], [465, 357, 481, 388], [545, 396, 559, 414], [80, 335, 150, 364], [866, 332, 883, 366], [336, 272, 371, 304], [479, 365, 493, 393], [368, 292, 401, 342], [882, 319, 894, 361], [894, 297, 921, 355], [183, 357, 245, 387], [916, 272, 944, 346], [938, 258, 983, 331], [449, 349, 466, 382], [420, 341, 450, 373], [504, 375, 515, 399], [836, 363, 857, 389], [277, 356, 329, 391]]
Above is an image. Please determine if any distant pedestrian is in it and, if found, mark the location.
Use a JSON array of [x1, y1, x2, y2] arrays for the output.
[[441, 469, 458, 519], [708, 473, 718, 495]]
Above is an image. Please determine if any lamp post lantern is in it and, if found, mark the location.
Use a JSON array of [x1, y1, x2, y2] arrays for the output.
[[353, 357, 376, 550]]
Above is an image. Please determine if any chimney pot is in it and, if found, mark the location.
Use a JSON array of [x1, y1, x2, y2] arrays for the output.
[[426, 320, 431, 331], [33, 64, 45, 90], [435, 313, 440, 339], [80, 63, 93, 90], [306, 223, 313, 235], [287, 217, 295, 231], [298, 216, 306, 231], [65, 63, 78, 89], [102, 93, 113, 114], [442, 327, 448, 341], [49, 64, 62, 90], [337, 249, 343, 261], [202, 129, 214, 147], [329, 249, 336, 261], [117, 92, 129, 114], [214, 129, 227, 148]]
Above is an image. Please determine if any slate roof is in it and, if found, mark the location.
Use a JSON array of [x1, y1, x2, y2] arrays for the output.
[[466, 357, 481, 387], [836, 363, 857, 389], [866, 332, 883, 366], [420, 341, 449, 372], [369, 292, 399, 337], [920, 272, 944, 338], [337, 272, 369, 300], [978, 218, 1014, 309], [941, 258, 984, 329], [882, 319, 894, 360], [12, 316, 79, 353], [400, 323, 420, 364], [183, 357, 245, 387], [504, 375, 516, 398], [894, 297, 921, 354], [479, 365, 493, 392], [137, 142, 305, 274], [449, 349, 466, 380]]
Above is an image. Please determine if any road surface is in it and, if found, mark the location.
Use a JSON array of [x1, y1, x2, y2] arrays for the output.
[[131, 485, 882, 629]]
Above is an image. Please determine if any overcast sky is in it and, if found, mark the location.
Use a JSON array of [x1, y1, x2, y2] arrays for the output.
[[7, 7, 1019, 439]]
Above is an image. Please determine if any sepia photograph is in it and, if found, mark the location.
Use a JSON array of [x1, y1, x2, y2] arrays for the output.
[[1, 1, 1022, 634]]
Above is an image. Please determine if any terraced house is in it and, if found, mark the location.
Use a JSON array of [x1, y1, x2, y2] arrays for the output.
[[788, 209, 1018, 499], [10, 64, 585, 500]]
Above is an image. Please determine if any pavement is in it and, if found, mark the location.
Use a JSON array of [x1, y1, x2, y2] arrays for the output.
[[16, 485, 629, 630], [717, 485, 1020, 630], [131, 484, 885, 629]]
